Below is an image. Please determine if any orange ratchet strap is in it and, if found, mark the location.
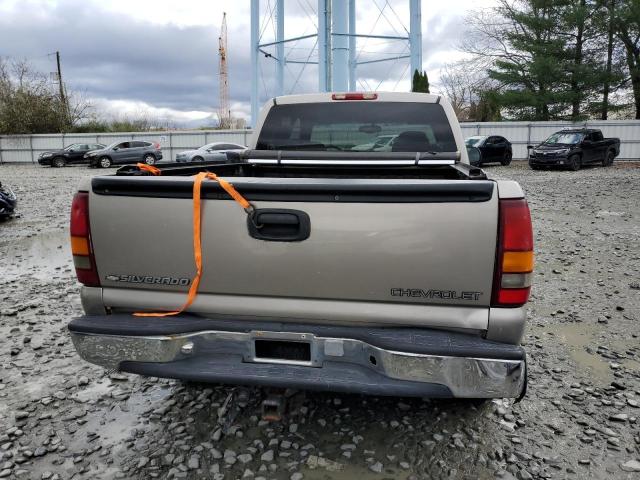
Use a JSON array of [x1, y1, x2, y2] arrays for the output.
[[134, 170, 254, 317], [136, 163, 162, 176]]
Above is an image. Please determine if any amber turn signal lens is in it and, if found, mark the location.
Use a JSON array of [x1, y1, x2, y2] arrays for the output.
[[70, 235, 90, 256], [502, 251, 534, 273]]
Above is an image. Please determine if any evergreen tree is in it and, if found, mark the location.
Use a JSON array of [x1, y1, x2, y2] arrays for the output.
[[462, 0, 634, 120], [485, 0, 573, 120], [412, 70, 430, 93]]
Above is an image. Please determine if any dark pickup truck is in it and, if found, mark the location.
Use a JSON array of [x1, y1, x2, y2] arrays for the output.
[[528, 128, 620, 171]]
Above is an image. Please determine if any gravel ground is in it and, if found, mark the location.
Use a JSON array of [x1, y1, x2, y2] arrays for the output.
[[0, 161, 639, 480]]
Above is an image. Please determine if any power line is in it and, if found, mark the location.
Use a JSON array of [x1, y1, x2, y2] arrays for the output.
[[391, 60, 410, 91], [374, 43, 408, 90], [384, 0, 410, 35], [290, 39, 318, 93], [297, 0, 318, 29], [354, 5, 386, 64], [371, 0, 402, 38]]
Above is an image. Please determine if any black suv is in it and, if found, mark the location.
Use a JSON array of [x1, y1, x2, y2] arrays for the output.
[[38, 143, 106, 167]]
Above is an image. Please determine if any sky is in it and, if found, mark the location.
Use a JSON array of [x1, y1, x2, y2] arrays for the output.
[[0, 0, 495, 127]]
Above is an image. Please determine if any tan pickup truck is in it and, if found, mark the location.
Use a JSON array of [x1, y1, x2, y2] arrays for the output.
[[68, 92, 533, 399]]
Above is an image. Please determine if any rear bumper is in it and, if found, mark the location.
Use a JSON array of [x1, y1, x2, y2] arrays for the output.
[[68, 314, 526, 398]]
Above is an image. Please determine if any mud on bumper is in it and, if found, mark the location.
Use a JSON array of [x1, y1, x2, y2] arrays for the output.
[[68, 314, 526, 399]]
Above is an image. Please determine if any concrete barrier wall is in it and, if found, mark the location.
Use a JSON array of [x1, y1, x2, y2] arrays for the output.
[[0, 130, 253, 164], [1, 120, 639, 163]]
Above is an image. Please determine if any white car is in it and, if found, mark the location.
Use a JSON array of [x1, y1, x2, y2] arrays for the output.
[[175, 142, 247, 162], [351, 135, 397, 152]]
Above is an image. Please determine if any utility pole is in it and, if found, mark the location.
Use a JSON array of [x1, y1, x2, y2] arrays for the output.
[[55, 51, 69, 126]]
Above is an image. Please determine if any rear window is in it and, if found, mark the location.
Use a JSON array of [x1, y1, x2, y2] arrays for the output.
[[256, 102, 457, 152]]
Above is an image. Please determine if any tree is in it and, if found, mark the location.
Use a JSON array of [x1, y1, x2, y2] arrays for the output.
[[460, 0, 633, 120], [598, 0, 618, 118], [0, 58, 91, 134], [614, 0, 640, 119], [437, 59, 496, 120], [412, 69, 430, 93], [473, 89, 503, 121]]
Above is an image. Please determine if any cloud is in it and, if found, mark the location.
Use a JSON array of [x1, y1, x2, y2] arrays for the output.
[[0, 0, 494, 126]]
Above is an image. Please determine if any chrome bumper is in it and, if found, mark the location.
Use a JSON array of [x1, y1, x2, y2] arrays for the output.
[[70, 328, 526, 398]]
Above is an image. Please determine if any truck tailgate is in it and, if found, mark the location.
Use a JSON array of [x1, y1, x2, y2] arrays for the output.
[[88, 176, 498, 329]]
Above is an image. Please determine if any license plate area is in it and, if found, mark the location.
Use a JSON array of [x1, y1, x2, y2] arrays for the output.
[[255, 340, 310, 361], [247, 331, 320, 367]]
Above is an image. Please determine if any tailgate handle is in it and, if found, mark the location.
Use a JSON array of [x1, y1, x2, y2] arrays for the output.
[[247, 208, 311, 242]]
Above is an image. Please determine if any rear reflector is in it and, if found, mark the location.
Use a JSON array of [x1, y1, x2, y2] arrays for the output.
[[70, 192, 100, 287], [332, 92, 378, 100], [497, 288, 531, 306], [492, 198, 534, 307]]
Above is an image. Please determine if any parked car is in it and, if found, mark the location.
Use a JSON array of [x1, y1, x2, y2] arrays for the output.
[[351, 135, 398, 151], [0, 181, 17, 220], [85, 141, 163, 168], [38, 143, 106, 167], [175, 142, 247, 162], [68, 92, 532, 401], [528, 128, 620, 171], [465, 136, 512, 166]]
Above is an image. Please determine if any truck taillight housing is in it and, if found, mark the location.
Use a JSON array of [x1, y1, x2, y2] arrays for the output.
[[70, 192, 100, 287], [492, 199, 534, 307]]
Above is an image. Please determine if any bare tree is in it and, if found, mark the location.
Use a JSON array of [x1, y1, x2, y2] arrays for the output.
[[0, 57, 92, 134], [436, 59, 495, 121]]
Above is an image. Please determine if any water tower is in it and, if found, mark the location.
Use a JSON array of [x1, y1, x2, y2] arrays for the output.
[[250, 0, 423, 126]]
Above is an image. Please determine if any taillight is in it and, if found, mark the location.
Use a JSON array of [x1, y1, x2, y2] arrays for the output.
[[492, 199, 534, 307], [331, 92, 378, 100], [70, 192, 100, 286], [154, 142, 161, 150]]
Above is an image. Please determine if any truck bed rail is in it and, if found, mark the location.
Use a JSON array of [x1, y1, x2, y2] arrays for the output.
[[115, 153, 486, 181]]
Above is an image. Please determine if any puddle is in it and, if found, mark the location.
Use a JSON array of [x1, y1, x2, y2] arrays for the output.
[[70, 381, 172, 452], [303, 462, 412, 480], [548, 322, 640, 382], [0, 229, 72, 282]]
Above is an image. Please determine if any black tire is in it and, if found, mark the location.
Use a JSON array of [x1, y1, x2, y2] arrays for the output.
[[52, 157, 66, 168], [604, 149, 615, 167], [99, 156, 112, 168], [501, 151, 512, 166], [143, 154, 156, 165], [192, 156, 204, 163], [528, 160, 540, 170], [568, 154, 581, 171]]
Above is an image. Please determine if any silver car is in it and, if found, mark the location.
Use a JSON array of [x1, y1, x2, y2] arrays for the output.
[[175, 142, 247, 163]]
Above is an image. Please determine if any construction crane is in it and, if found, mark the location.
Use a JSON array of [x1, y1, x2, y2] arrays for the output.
[[218, 12, 231, 129]]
